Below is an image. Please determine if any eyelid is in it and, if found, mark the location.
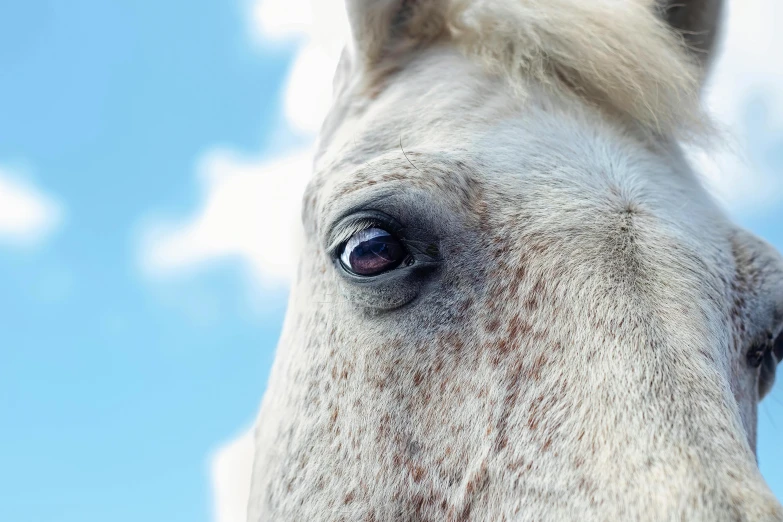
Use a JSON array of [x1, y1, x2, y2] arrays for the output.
[[326, 211, 403, 255], [327, 219, 382, 254]]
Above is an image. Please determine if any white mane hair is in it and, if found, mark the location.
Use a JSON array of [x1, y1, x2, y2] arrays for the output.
[[355, 0, 708, 139]]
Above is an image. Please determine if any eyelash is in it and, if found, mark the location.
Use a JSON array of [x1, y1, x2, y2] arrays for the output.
[[337, 221, 386, 249], [327, 213, 401, 254]]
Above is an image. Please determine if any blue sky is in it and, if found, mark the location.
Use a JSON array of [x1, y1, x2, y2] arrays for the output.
[[0, 2, 291, 521], [0, 1, 781, 521]]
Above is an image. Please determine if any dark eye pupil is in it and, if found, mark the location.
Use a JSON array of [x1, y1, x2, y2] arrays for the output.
[[341, 228, 407, 276]]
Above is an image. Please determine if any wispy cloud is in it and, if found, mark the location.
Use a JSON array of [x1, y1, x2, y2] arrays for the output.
[[695, 0, 783, 214], [249, 0, 347, 134], [0, 166, 63, 247], [210, 429, 254, 522], [139, 149, 311, 286], [138, 0, 347, 286]]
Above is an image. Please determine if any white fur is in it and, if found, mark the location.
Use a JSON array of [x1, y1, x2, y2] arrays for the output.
[[448, 0, 706, 137], [346, 0, 706, 137], [239, 1, 783, 520]]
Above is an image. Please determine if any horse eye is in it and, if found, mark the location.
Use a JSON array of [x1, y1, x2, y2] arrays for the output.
[[757, 332, 782, 398], [339, 227, 409, 276], [747, 342, 769, 369], [748, 332, 780, 369]]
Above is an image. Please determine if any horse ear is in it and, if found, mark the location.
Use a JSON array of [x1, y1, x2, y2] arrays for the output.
[[657, 0, 725, 73], [344, 0, 448, 71]]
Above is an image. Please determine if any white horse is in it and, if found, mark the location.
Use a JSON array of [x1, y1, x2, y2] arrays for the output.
[[238, 0, 783, 519]]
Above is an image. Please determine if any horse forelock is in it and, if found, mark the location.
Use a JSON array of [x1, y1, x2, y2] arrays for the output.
[[437, 0, 709, 140]]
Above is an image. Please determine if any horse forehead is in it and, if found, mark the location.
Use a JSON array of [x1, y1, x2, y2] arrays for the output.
[[314, 49, 521, 170], [317, 53, 678, 202], [314, 123, 712, 233], [311, 48, 733, 280]]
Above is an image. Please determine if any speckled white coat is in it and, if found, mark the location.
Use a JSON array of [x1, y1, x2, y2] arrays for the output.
[[245, 1, 783, 520]]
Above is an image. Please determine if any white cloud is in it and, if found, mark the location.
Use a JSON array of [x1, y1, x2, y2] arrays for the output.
[[140, 149, 311, 286], [695, 0, 783, 214], [251, 0, 314, 41], [283, 42, 342, 133], [210, 429, 254, 522], [251, 0, 347, 51], [251, 0, 347, 134], [705, 0, 783, 125], [0, 166, 63, 247], [139, 1, 348, 285]]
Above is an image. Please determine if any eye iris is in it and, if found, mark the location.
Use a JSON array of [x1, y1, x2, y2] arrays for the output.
[[341, 227, 407, 276]]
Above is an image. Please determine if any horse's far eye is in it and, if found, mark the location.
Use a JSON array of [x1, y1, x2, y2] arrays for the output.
[[757, 332, 782, 398], [748, 331, 781, 369], [747, 340, 770, 368], [339, 227, 408, 276]]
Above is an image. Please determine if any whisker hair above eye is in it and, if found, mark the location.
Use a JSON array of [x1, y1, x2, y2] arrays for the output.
[[400, 135, 422, 173]]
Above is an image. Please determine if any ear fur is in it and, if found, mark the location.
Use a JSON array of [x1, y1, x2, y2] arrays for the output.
[[346, 1, 726, 79], [345, 0, 448, 69], [657, 0, 725, 74]]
